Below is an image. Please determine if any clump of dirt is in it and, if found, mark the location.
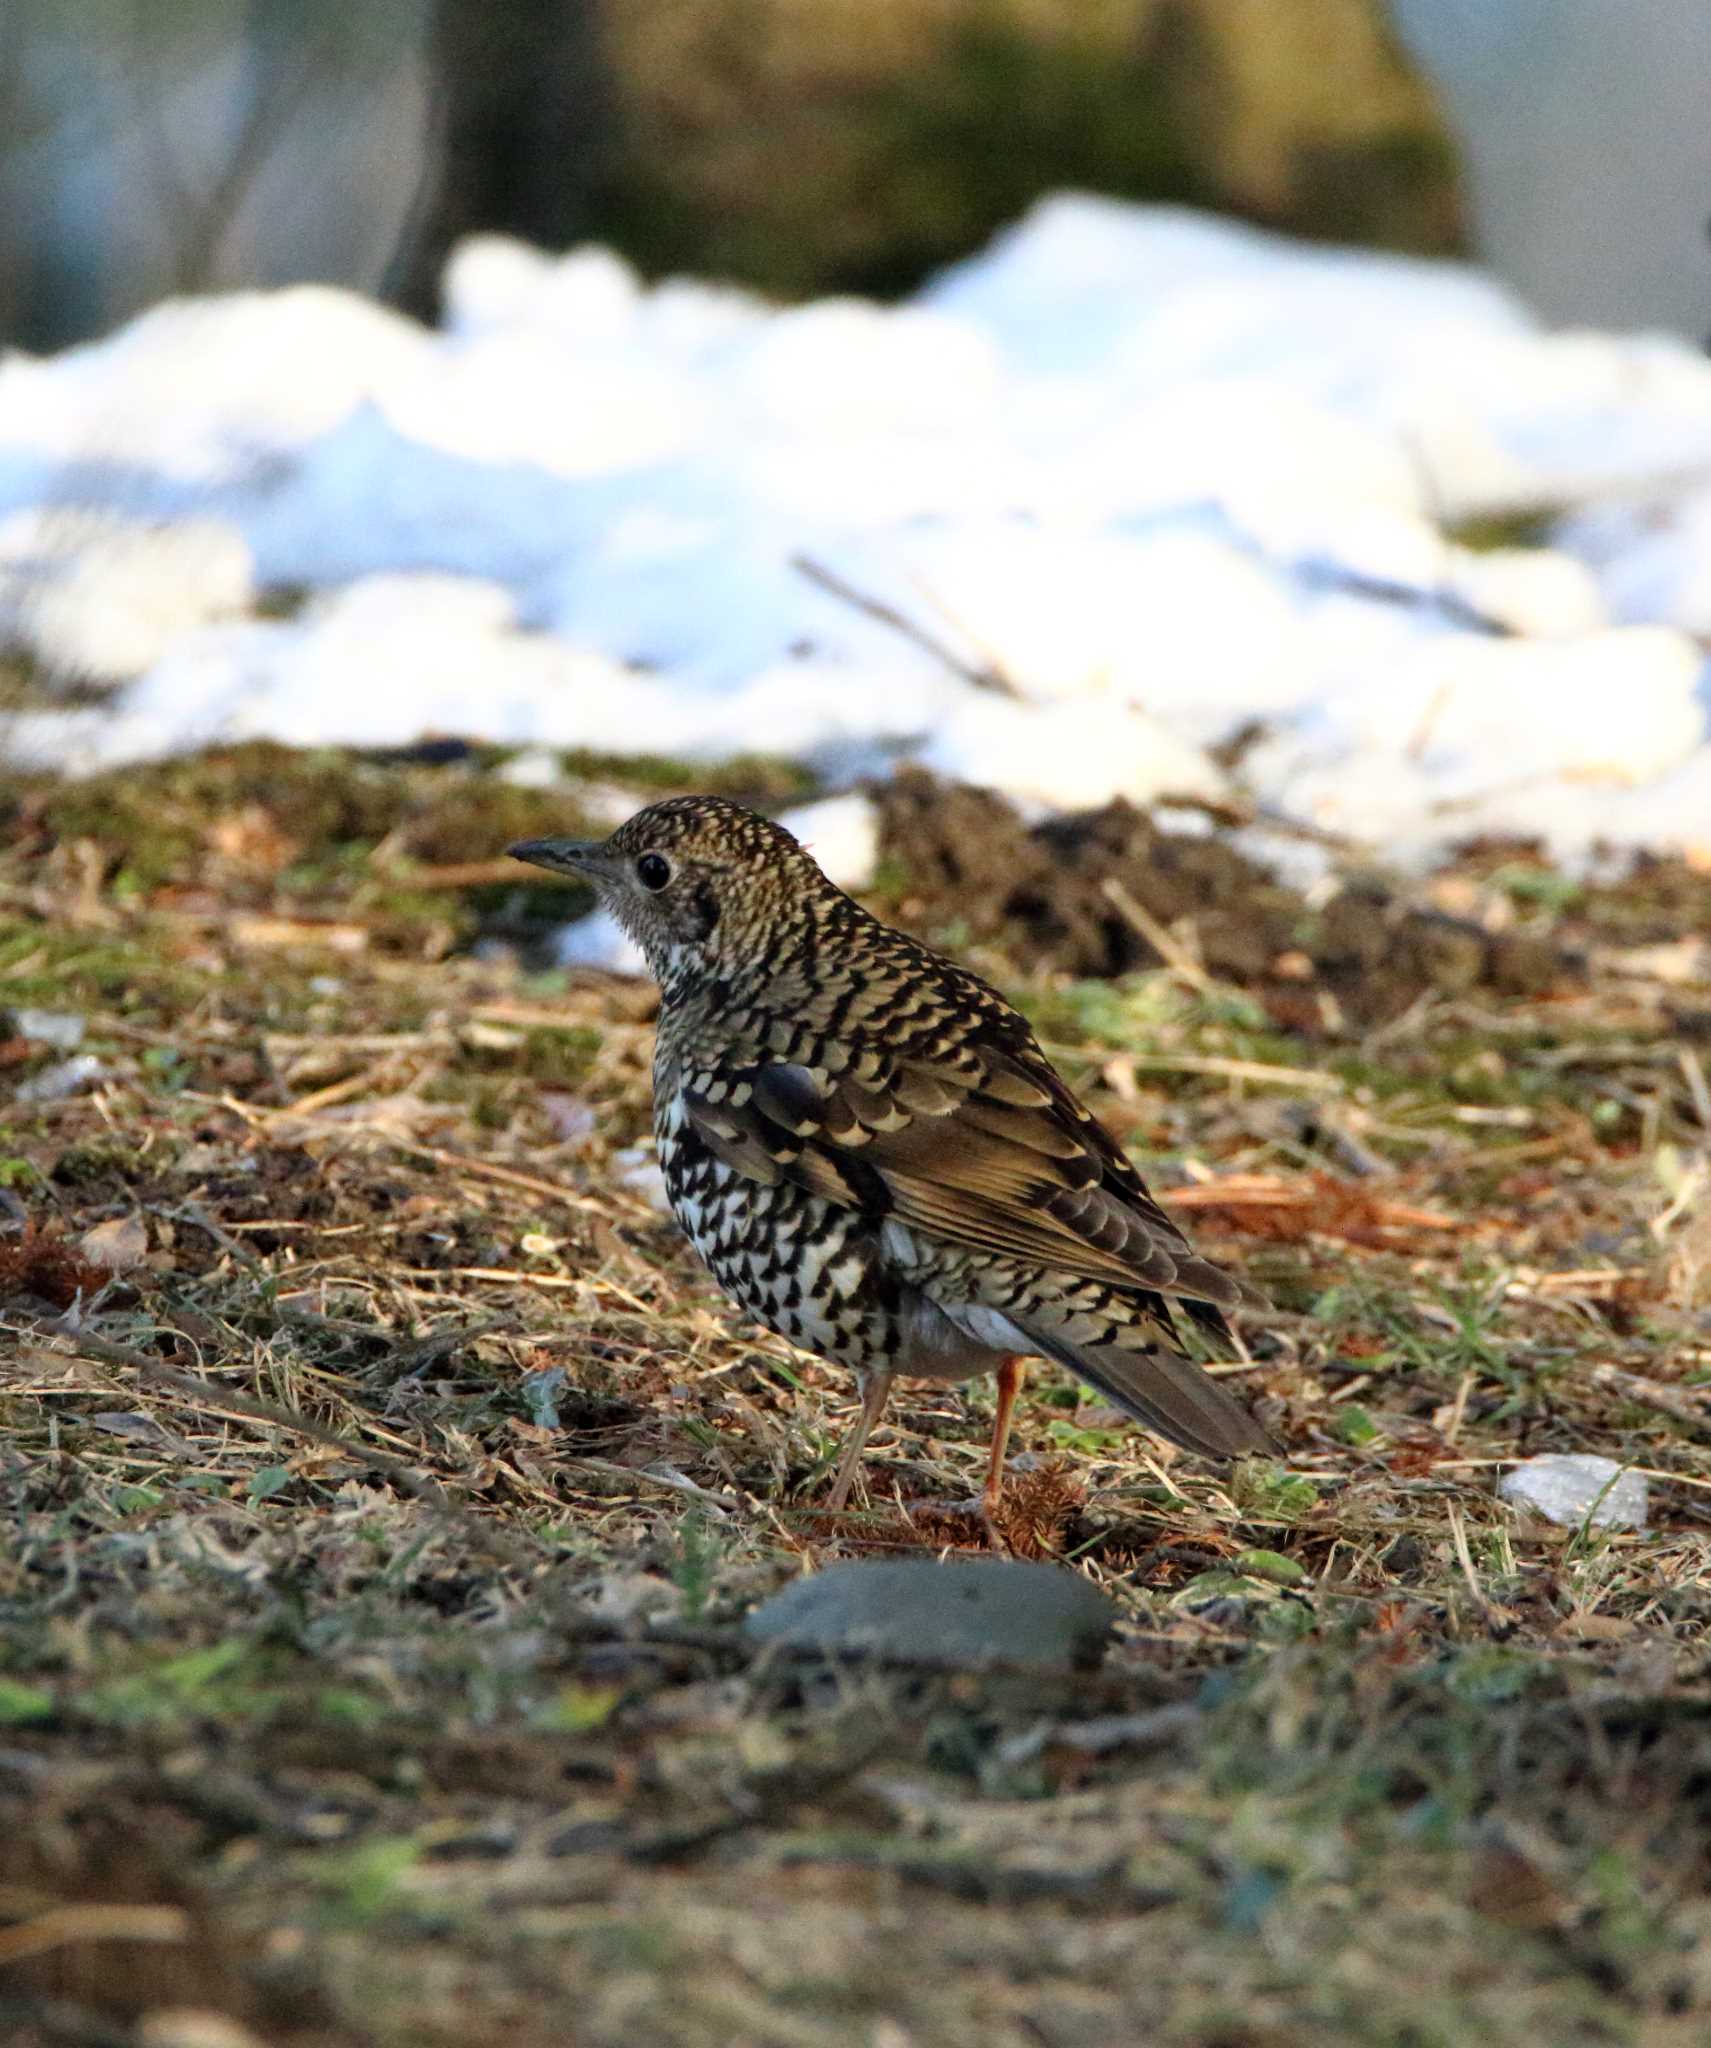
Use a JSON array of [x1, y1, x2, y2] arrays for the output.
[[871, 772, 1572, 1026]]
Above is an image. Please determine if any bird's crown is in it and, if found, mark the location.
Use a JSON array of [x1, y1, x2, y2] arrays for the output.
[[604, 794, 805, 868]]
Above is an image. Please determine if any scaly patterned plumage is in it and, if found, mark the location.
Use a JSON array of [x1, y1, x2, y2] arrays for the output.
[[510, 796, 1275, 1512]]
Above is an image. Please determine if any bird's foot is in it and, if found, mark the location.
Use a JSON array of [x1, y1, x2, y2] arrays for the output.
[[907, 1494, 1011, 1553]]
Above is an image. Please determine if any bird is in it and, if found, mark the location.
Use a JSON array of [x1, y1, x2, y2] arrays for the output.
[[509, 796, 1275, 1522]]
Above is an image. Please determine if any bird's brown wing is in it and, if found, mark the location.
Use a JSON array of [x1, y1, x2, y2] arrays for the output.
[[683, 1039, 1242, 1311]]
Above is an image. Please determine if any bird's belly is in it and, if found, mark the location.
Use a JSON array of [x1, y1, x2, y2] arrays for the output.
[[661, 1133, 998, 1382]]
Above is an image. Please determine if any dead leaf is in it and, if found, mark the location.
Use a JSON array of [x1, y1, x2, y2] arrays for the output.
[[90, 1411, 196, 1457], [1553, 1612, 1634, 1642], [204, 803, 300, 874], [461, 1020, 525, 1051], [78, 1213, 150, 1271]]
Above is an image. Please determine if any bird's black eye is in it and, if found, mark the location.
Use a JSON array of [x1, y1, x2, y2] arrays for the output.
[[636, 852, 672, 892]]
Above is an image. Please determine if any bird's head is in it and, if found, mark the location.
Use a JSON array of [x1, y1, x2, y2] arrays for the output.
[[509, 795, 830, 984]]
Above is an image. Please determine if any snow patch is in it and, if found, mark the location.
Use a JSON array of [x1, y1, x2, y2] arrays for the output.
[[3, 196, 1711, 871]]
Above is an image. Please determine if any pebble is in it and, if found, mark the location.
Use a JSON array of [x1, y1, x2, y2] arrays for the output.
[[15, 1052, 107, 1102], [8, 1008, 85, 1049], [1499, 1453, 1648, 1530]]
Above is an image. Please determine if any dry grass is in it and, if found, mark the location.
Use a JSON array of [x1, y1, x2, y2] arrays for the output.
[[1, 743, 1708, 2047]]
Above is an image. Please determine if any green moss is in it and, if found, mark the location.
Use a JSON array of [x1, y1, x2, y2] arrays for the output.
[[0, 923, 206, 1013], [596, 11, 1204, 298], [7, 744, 822, 975], [32, 744, 388, 891], [82, 1637, 282, 1729], [49, 1139, 151, 1188], [555, 748, 818, 804], [18, 743, 586, 898], [835, 17, 1205, 297]]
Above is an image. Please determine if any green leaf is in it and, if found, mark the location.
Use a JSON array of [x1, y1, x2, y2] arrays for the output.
[[1044, 1418, 1129, 1454], [247, 1464, 292, 1501], [1332, 1405, 1380, 1446], [1447, 1648, 1536, 1705], [1235, 1464, 1321, 1523], [534, 1684, 623, 1733], [321, 1835, 422, 1920], [1233, 1548, 1307, 1587], [0, 1679, 55, 1723], [154, 1639, 253, 1695], [1173, 1569, 1253, 1606]]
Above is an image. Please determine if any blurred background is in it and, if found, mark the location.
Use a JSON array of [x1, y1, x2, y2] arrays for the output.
[[5, 0, 1711, 883], [4, 0, 1707, 353]]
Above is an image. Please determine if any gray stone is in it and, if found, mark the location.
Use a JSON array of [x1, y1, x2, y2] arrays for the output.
[[15, 1053, 107, 1103], [9, 1009, 85, 1050], [743, 1558, 1117, 1671], [1500, 1454, 1649, 1531]]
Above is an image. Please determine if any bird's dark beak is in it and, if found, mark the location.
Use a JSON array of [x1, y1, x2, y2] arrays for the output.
[[508, 836, 607, 879]]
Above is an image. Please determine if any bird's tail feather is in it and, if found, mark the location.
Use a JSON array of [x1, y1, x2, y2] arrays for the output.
[[1014, 1319, 1277, 1462]]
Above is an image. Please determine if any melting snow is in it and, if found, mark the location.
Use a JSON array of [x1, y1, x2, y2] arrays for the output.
[[2, 194, 1709, 865]]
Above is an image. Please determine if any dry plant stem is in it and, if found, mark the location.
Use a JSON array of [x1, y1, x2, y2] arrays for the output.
[[789, 552, 1021, 697], [1100, 875, 1214, 992], [23, 1322, 568, 1594], [1590, 1363, 1711, 1433], [0, 1902, 191, 1965], [824, 1369, 895, 1510]]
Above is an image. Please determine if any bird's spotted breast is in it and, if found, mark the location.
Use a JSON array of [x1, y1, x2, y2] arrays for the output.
[[657, 1084, 905, 1375]]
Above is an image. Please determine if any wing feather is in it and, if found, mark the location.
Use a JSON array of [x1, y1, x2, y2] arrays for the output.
[[684, 1038, 1242, 1309]]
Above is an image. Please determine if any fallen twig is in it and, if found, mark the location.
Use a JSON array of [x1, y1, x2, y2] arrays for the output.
[[791, 553, 1022, 697], [1100, 877, 1215, 992], [0, 1901, 190, 1964], [1590, 1363, 1711, 1434]]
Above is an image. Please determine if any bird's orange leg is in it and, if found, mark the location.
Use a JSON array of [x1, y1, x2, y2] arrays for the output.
[[824, 1370, 894, 1511], [982, 1355, 1027, 1521]]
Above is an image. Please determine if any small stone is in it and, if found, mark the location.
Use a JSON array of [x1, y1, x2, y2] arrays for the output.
[[743, 1558, 1117, 1670], [539, 1092, 597, 1144], [1500, 1454, 1648, 1531], [9, 1008, 85, 1049], [15, 1052, 107, 1102], [461, 1019, 524, 1051], [175, 1142, 250, 1176]]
